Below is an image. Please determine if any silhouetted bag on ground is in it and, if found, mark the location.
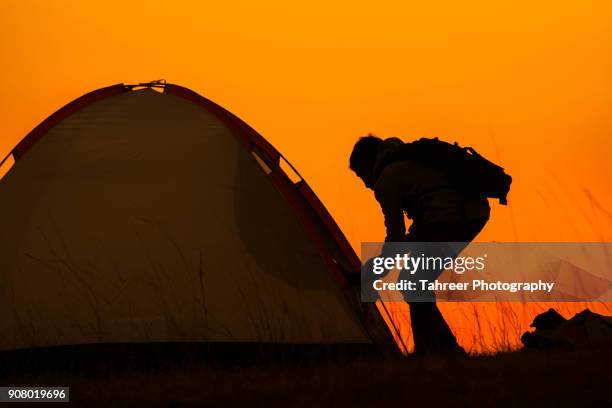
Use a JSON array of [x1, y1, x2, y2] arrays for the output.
[[521, 308, 612, 350], [394, 137, 512, 205]]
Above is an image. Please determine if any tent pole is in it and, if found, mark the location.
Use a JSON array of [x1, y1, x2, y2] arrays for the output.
[[377, 298, 409, 355]]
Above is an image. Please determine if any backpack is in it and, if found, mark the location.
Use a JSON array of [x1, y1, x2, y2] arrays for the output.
[[392, 137, 512, 205]]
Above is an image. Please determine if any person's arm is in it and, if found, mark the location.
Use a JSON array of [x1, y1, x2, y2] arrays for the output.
[[374, 177, 406, 243], [359, 166, 411, 296], [356, 173, 406, 287]]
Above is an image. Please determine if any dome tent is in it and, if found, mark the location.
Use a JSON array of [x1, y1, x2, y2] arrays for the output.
[[0, 81, 399, 361]]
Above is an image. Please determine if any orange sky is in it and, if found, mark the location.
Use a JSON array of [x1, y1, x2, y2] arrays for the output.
[[1, 1, 611, 353]]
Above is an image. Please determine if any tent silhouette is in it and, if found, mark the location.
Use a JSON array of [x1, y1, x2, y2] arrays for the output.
[[0, 81, 399, 361]]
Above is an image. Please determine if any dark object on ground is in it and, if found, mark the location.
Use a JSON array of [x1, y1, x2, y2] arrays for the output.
[[522, 308, 612, 350], [530, 308, 567, 330]]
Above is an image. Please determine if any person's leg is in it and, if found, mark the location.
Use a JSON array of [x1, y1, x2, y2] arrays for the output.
[[404, 221, 487, 354], [408, 301, 464, 355]]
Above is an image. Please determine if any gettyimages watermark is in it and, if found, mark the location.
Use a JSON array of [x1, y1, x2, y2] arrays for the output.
[[360, 242, 612, 302]]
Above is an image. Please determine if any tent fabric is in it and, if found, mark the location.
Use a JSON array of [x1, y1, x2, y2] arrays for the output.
[[0, 84, 397, 354]]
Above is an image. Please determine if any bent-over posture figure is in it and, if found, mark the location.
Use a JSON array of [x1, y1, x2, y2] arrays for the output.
[[350, 135, 491, 355]]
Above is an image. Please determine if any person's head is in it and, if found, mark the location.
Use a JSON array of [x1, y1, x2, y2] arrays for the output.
[[349, 134, 382, 189]]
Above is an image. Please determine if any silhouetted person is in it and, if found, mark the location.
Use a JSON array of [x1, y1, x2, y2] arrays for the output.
[[350, 135, 491, 355]]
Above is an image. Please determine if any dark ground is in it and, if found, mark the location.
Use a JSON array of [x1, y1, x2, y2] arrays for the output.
[[1, 348, 610, 407]]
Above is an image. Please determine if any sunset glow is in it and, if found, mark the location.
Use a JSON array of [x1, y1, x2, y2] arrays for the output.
[[2, 0, 611, 352]]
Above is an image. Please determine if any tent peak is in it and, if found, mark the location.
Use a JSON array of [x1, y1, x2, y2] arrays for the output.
[[124, 79, 166, 91]]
